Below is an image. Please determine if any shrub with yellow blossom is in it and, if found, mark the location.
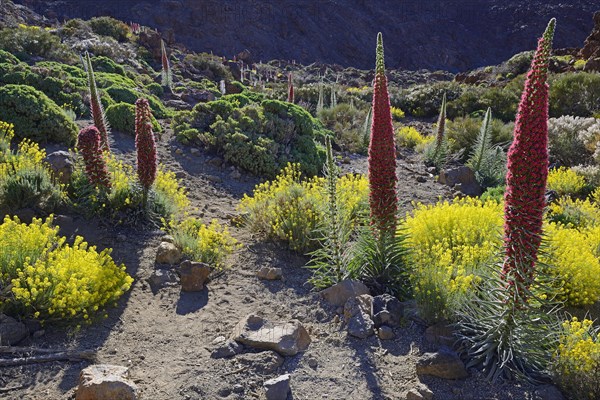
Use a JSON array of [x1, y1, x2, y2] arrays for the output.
[[547, 167, 587, 197], [554, 317, 600, 399], [403, 198, 503, 322], [238, 163, 368, 252], [163, 217, 239, 269], [395, 126, 433, 150], [0, 216, 132, 322]]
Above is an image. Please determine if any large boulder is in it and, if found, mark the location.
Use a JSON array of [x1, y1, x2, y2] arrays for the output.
[[178, 260, 211, 292], [155, 241, 182, 265], [45, 151, 75, 184], [231, 314, 311, 356], [372, 294, 404, 328], [438, 165, 482, 196], [320, 279, 370, 307], [76, 364, 138, 400]]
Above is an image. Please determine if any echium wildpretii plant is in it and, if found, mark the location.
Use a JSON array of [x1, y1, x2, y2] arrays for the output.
[[78, 126, 111, 188], [307, 136, 352, 289], [368, 32, 397, 237], [348, 33, 409, 298], [85, 52, 110, 152], [287, 72, 294, 103], [135, 98, 157, 206], [456, 19, 560, 383], [161, 39, 172, 89], [467, 107, 506, 188], [424, 92, 448, 171]]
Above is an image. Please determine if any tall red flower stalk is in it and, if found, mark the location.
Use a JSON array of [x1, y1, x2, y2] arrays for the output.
[[78, 126, 111, 188], [135, 98, 157, 205], [287, 72, 294, 103], [368, 32, 397, 237], [85, 52, 110, 153], [502, 19, 556, 301], [161, 39, 172, 89]]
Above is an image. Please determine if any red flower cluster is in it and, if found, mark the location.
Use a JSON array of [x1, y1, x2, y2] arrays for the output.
[[502, 19, 555, 299], [135, 98, 157, 190], [368, 33, 397, 236], [78, 126, 111, 188], [287, 72, 294, 103], [85, 53, 110, 152]]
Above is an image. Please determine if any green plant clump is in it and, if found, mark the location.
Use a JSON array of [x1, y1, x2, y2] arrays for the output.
[[106, 102, 161, 135]]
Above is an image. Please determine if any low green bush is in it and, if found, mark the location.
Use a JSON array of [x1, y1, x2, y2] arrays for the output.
[[0, 25, 75, 63], [88, 16, 130, 42], [105, 102, 161, 135], [550, 72, 600, 118], [0, 84, 78, 144]]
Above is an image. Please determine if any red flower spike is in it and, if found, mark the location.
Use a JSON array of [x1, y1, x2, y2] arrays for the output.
[[78, 126, 111, 188], [368, 32, 398, 237], [502, 19, 556, 302], [135, 98, 157, 191]]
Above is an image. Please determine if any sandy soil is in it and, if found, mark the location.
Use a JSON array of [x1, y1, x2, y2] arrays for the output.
[[0, 126, 543, 400]]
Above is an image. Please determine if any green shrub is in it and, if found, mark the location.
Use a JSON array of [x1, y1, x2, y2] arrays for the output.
[[91, 55, 126, 75], [547, 167, 587, 197], [446, 116, 513, 159], [0, 49, 19, 64], [548, 116, 600, 167], [88, 16, 130, 42], [146, 82, 164, 98], [396, 126, 432, 150], [0, 25, 75, 62], [550, 73, 600, 117], [105, 102, 161, 134], [183, 53, 233, 82], [391, 81, 462, 118], [318, 103, 368, 153], [0, 84, 78, 144], [447, 86, 520, 122]]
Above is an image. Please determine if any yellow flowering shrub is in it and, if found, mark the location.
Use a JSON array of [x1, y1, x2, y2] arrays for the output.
[[403, 198, 503, 322], [72, 155, 189, 224], [0, 216, 132, 321], [390, 107, 405, 121], [541, 223, 600, 306], [238, 163, 368, 252], [547, 167, 587, 197], [547, 197, 600, 228], [554, 317, 600, 399], [163, 217, 239, 269], [396, 126, 433, 151]]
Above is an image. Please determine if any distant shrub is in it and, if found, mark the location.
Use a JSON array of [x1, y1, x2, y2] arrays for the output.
[[392, 81, 462, 118], [447, 86, 520, 122], [105, 102, 161, 134], [395, 126, 432, 150], [0, 84, 78, 144], [550, 73, 600, 118], [163, 218, 239, 269], [548, 116, 599, 166], [0, 49, 19, 64], [390, 106, 405, 121], [318, 103, 368, 153], [88, 16, 130, 42], [91, 56, 126, 75], [547, 197, 600, 229], [0, 25, 75, 63], [446, 115, 513, 160], [106, 86, 169, 118], [0, 216, 133, 321], [146, 82, 164, 98], [547, 167, 587, 197], [480, 185, 505, 203], [183, 53, 233, 82]]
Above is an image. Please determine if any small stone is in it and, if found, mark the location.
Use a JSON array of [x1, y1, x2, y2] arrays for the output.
[[347, 310, 374, 339], [372, 294, 404, 328], [155, 242, 182, 265], [190, 148, 200, 155], [256, 267, 283, 280], [416, 348, 468, 379], [161, 235, 176, 244], [178, 260, 211, 292], [343, 295, 373, 322], [232, 384, 244, 394], [0, 314, 28, 345], [264, 374, 290, 400], [210, 339, 243, 359], [320, 279, 370, 307], [378, 326, 395, 340], [342, 156, 351, 164], [229, 169, 242, 179], [306, 356, 318, 369], [416, 176, 427, 183], [212, 335, 226, 345], [175, 148, 183, 155], [406, 383, 433, 400], [231, 314, 311, 356], [207, 175, 222, 183], [76, 364, 137, 400], [147, 269, 178, 292]]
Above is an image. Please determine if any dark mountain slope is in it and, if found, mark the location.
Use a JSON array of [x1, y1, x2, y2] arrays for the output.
[[14, 0, 599, 71]]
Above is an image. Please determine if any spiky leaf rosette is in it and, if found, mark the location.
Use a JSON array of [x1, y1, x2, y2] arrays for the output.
[[467, 107, 507, 187], [78, 126, 111, 188], [160, 39, 172, 88], [502, 18, 555, 301], [135, 98, 157, 190], [287, 72, 294, 103], [368, 32, 398, 236], [85, 52, 110, 152]]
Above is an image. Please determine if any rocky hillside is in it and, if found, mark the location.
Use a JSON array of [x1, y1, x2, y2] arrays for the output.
[[15, 0, 598, 72]]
